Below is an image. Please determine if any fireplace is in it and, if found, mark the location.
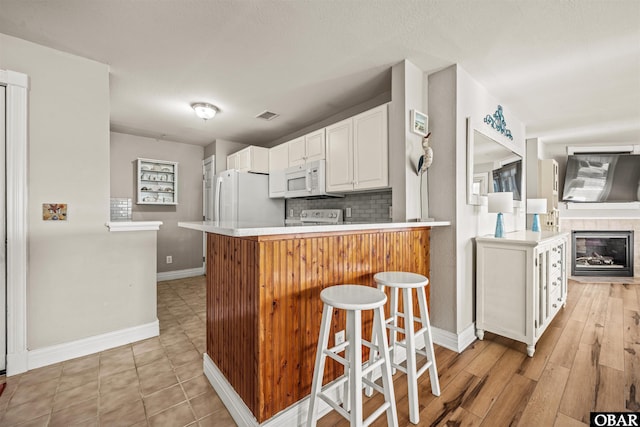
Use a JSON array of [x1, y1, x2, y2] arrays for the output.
[[571, 230, 634, 277]]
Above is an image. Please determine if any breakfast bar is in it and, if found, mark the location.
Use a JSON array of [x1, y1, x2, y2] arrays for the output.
[[179, 220, 449, 425]]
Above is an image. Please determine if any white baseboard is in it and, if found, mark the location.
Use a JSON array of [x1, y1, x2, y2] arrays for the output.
[[203, 347, 401, 426], [27, 320, 159, 371], [431, 323, 477, 353], [157, 266, 205, 282]]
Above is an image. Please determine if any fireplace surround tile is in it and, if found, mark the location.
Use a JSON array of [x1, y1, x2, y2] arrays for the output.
[[560, 218, 640, 278]]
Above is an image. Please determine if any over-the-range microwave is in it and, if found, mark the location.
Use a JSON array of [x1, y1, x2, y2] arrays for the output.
[[283, 160, 342, 199]]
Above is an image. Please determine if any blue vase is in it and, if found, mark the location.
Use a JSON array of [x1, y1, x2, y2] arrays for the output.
[[532, 213, 541, 232], [494, 212, 505, 238]]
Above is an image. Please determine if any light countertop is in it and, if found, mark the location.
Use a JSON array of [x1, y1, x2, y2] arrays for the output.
[[475, 230, 569, 245], [178, 220, 450, 237]]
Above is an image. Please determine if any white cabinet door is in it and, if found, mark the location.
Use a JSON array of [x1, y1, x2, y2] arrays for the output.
[[269, 143, 289, 172], [353, 105, 388, 190], [305, 129, 325, 162], [325, 118, 354, 192], [226, 153, 237, 170], [236, 148, 251, 172], [269, 143, 289, 198], [287, 129, 325, 167], [288, 137, 306, 166], [227, 146, 269, 173]]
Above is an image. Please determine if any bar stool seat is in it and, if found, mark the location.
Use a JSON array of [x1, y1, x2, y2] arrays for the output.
[[367, 272, 440, 425], [307, 285, 398, 427]]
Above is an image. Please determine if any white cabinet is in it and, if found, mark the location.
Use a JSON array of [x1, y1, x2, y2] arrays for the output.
[[137, 158, 178, 205], [288, 129, 325, 166], [268, 143, 289, 198], [326, 104, 388, 192], [538, 159, 559, 231], [475, 231, 568, 357], [227, 146, 269, 173]]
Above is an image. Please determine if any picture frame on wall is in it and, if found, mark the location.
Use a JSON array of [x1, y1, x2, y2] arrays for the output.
[[42, 203, 67, 221], [411, 110, 428, 136]]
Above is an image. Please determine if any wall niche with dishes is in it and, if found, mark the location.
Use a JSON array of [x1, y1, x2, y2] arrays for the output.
[[137, 158, 178, 205]]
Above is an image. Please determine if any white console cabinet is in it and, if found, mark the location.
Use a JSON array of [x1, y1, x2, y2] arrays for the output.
[[475, 231, 569, 356]]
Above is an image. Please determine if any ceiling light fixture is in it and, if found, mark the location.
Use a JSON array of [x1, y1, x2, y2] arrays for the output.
[[192, 103, 218, 120]]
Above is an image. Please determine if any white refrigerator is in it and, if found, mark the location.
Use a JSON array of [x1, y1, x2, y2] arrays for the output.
[[214, 169, 284, 223]]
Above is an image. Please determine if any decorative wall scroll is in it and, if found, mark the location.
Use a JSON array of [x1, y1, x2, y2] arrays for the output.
[[484, 105, 513, 140]]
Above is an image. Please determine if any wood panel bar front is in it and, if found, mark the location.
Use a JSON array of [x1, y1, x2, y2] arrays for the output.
[[206, 227, 432, 422]]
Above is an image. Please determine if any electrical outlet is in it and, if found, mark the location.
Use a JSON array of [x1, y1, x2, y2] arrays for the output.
[[389, 205, 393, 219], [335, 330, 345, 345], [289, 209, 294, 217], [345, 207, 352, 218], [166, 255, 173, 264]]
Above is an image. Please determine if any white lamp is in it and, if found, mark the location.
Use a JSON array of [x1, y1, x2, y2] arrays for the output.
[[487, 192, 513, 238], [192, 103, 218, 120], [526, 198, 547, 232]]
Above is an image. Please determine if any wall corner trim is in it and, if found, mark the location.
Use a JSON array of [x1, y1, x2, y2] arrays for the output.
[[431, 323, 477, 353]]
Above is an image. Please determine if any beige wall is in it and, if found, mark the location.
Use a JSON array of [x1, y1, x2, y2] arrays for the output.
[[428, 64, 527, 335], [110, 132, 205, 272], [0, 33, 157, 350]]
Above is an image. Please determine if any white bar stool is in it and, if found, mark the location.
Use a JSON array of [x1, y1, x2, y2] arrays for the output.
[[307, 285, 398, 427], [366, 271, 440, 425]]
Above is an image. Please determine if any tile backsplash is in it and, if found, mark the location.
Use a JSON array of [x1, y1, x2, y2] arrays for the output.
[[110, 197, 132, 221], [286, 189, 392, 223]]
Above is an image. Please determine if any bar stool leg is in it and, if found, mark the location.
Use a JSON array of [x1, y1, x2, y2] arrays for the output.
[[375, 305, 398, 427], [417, 286, 441, 396], [307, 304, 333, 427], [402, 288, 420, 424], [346, 310, 363, 426], [364, 301, 379, 398], [389, 286, 399, 374]]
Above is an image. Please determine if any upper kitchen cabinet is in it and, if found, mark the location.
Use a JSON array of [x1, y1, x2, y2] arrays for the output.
[[227, 146, 269, 173], [268, 143, 289, 198], [137, 158, 178, 205], [326, 104, 388, 192], [288, 129, 325, 167]]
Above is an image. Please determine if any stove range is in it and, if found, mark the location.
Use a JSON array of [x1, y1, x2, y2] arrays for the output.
[[285, 209, 343, 226]]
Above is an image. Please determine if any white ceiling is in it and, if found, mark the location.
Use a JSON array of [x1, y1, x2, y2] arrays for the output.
[[1, 0, 639, 147]]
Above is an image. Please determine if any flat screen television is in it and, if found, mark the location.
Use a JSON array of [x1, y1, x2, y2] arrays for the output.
[[492, 160, 522, 200], [562, 154, 640, 202]]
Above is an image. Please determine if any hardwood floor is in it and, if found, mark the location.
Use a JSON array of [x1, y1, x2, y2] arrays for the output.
[[318, 279, 640, 426]]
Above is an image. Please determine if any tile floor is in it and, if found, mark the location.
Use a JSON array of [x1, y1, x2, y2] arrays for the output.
[[0, 276, 237, 426]]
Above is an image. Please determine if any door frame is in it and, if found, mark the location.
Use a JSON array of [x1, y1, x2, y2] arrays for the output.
[[202, 155, 215, 272], [1, 69, 29, 376]]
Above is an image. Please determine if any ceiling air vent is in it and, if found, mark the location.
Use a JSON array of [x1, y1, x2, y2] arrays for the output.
[[256, 110, 279, 121]]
